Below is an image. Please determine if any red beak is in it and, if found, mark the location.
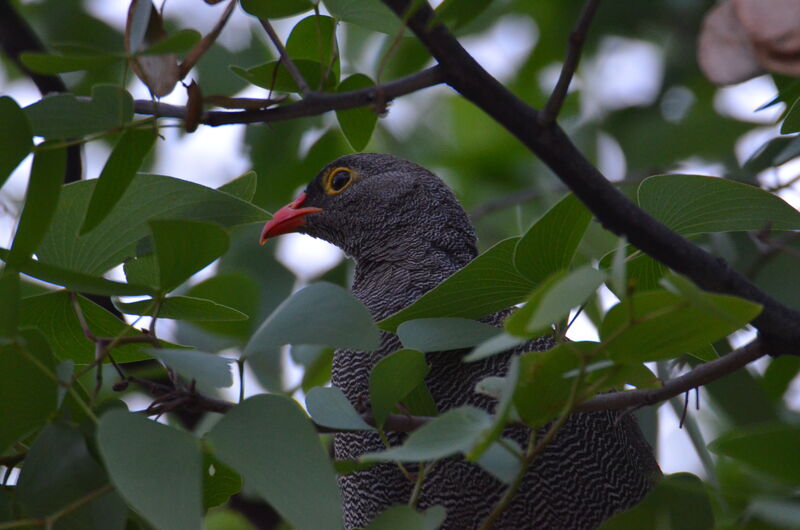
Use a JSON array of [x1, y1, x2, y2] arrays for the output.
[[260, 192, 322, 245]]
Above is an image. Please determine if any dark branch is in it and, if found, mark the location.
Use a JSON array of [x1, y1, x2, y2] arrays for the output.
[[539, 0, 601, 126], [575, 340, 766, 412], [133, 66, 445, 126], [381, 0, 800, 355]]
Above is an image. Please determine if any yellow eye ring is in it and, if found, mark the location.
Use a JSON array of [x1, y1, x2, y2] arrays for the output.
[[325, 167, 354, 195]]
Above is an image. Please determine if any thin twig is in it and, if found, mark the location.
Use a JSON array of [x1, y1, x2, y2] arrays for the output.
[[258, 18, 310, 95], [44, 484, 114, 528], [133, 65, 445, 125], [539, 0, 601, 126], [576, 339, 765, 412]]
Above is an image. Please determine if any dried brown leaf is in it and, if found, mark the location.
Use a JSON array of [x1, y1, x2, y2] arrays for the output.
[[125, 0, 179, 97], [184, 80, 203, 132], [179, 0, 236, 79], [697, 0, 763, 85]]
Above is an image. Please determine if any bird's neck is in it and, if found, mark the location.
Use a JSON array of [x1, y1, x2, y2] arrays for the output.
[[351, 242, 477, 321]]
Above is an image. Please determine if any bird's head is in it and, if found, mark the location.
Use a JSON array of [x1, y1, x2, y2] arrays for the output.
[[260, 153, 477, 263]]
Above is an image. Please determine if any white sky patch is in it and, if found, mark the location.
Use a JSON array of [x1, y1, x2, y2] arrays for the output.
[[582, 37, 664, 118], [460, 15, 538, 83], [276, 233, 344, 281], [658, 400, 707, 477], [715, 75, 784, 124], [597, 131, 627, 182]]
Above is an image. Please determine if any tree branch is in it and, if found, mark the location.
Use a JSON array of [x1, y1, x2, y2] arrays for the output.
[[539, 0, 601, 126], [133, 66, 445, 125], [575, 339, 765, 412], [380, 0, 800, 355]]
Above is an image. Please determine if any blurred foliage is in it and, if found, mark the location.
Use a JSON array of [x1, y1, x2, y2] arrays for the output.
[[1, 0, 799, 528]]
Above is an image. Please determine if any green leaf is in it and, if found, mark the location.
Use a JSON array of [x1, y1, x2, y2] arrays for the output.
[[184, 272, 261, 340], [369, 349, 430, 428], [231, 59, 338, 93], [19, 51, 119, 73], [19, 292, 152, 364], [0, 329, 58, 453], [514, 194, 593, 284], [245, 282, 380, 354], [513, 344, 581, 427], [362, 406, 492, 462], [637, 174, 800, 235], [599, 473, 714, 530], [467, 356, 520, 461], [709, 424, 800, 484], [380, 238, 532, 332], [150, 219, 229, 291], [146, 348, 234, 389], [781, 97, 800, 134], [37, 174, 268, 276], [207, 395, 342, 530], [202, 454, 242, 510], [336, 74, 377, 151], [397, 318, 500, 352], [505, 266, 606, 337], [0, 268, 20, 338], [116, 295, 247, 321], [366, 505, 447, 530], [241, 0, 313, 19], [7, 146, 67, 267], [81, 127, 157, 234], [24, 85, 133, 139], [98, 409, 203, 530], [600, 289, 762, 363], [218, 170, 257, 202], [464, 332, 526, 363], [139, 29, 202, 55], [16, 423, 127, 529], [434, 0, 491, 30], [0, 248, 156, 296], [285, 15, 339, 88], [0, 96, 33, 189], [322, 0, 405, 35], [306, 386, 374, 431]]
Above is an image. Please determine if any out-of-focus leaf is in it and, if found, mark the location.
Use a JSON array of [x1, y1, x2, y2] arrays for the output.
[[146, 348, 233, 389], [98, 409, 203, 530], [202, 453, 242, 510], [782, 97, 800, 134], [748, 498, 800, 528], [231, 59, 337, 93], [116, 295, 247, 321], [397, 318, 500, 352], [19, 52, 119, 73], [514, 194, 592, 285], [306, 386, 374, 431], [241, 0, 313, 19], [0, 248, 156, 296], [0, 329, 58, 453], [81, 127, 157, 234], [37, 174, 267, 276], [322, 0, 404, 35], [600, 289, 762, 363], [600, 473, 714, 529], [24, 85, 133, 139], [362, 406, 492, 462], [0, 96, 33, 188], [475, 440, 522, 485], [513, 344, 581, 427], [245, 282, 380, 354], [710, 424, 800, 484], [370, 349, 430, 428], [19, 292, 152, 364], [150, 219, 229, 291], [207, 395, 341, 529], [638, 174, 800, 235], [380, 238, 532, 332], [139, 29, 202, 55], [464, 332, 527, 363], [285, 15, 339, 88], [761, 355, 800, 401], [505, 266, 606, 337], [336, 74, 377, 151], [365, 505, 447, 530], [467, 356, 519, 461], [434, 0, 491, 30], [0, 269, 20, 338], [7, 146, 66, 267], [218, 170, 257, 202], [16, 423, 127, 530]]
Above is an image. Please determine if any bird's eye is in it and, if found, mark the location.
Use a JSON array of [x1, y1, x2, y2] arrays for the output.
[[327, 168, 353, 194]]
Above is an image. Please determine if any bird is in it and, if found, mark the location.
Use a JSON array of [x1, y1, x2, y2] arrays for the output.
[[260, 153, 661, 529]]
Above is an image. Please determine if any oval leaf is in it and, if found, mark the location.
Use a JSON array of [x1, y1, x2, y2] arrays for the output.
[[336, 74, 377, 151], [397, 318, 500, 352], [306, 386, 374, 431], [0, 96, 33, 188], [370, 349, 430, 428], [146, 348, 234, 389]]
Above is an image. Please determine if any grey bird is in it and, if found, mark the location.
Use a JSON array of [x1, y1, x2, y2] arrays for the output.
[[260, 153, 661, 529]]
